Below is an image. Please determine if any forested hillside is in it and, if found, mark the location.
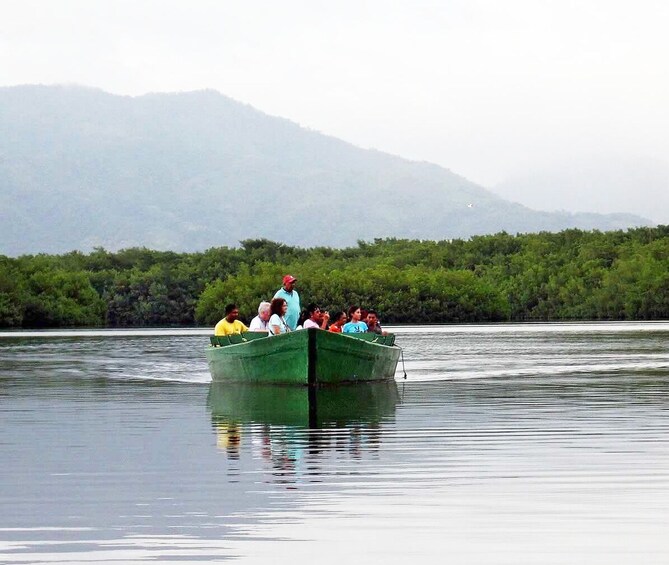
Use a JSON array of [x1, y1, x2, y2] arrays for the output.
[[1, 227, 667, 328], [0, 85, 651, 256]]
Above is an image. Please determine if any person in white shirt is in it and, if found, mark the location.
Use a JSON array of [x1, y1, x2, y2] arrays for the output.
[[248, 301, 271, 332], [268, 298, 291, 336], [302, 303, 330, 330]]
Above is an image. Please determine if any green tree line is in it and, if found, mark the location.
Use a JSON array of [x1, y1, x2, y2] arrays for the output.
[[1, 227, 668, 328]]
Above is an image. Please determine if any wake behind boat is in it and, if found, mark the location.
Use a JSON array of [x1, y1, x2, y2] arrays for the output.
[[206, 327, 401, 385]]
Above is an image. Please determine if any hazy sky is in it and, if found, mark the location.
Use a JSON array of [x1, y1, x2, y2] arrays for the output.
[[2, 0, 668, 221]]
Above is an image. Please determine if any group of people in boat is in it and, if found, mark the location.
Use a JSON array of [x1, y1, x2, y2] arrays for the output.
[[214, 274, 386, 337]]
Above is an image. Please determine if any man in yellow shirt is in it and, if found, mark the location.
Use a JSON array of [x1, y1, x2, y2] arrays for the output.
[[214, 304, 249, 336]]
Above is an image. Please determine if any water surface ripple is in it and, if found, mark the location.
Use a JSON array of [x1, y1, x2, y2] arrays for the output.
[[1, 323, 668, 564]]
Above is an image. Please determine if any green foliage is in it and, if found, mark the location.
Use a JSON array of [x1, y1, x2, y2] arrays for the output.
[[0, 257, 26, 327], [22, 269, 105, 327], [105, 262, 202, 327], [196, 262, 286, 325], [1, 228, 668, 328]]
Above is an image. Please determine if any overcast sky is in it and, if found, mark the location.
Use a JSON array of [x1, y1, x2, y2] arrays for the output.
[[2, 0, 668, 221]]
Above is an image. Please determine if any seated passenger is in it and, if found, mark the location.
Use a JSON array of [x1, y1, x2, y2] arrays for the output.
[[303, 303, 330, 329], [366, 310, 386, 335], [268, 297, 291, 336], [342, 306, 368, 334], [296, 309, 309, 330], [214, 303, 249, 336], [249, 301, 271, 332], [328, 311, 347, 333]]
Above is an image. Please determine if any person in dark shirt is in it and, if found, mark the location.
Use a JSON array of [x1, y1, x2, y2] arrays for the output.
[[366, 310, 386, 335]]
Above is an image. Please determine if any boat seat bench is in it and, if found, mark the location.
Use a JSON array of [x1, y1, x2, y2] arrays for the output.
[[210, 332, 269, 347]]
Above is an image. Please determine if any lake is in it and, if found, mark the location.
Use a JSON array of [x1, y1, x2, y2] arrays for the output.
[[1, 323, 669, 564]]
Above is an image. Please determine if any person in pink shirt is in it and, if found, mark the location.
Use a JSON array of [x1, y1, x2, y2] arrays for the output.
[[303, 303, 330, 330]]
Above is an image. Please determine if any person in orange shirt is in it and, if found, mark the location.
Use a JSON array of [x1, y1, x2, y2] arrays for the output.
[[328, 311, 347, 333]]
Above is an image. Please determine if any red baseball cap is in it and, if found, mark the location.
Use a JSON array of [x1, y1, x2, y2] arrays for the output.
[[283, 275, 297, 284]]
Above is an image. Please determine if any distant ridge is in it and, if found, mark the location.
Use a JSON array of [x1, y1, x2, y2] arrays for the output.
[[0, 84, 652, 256]]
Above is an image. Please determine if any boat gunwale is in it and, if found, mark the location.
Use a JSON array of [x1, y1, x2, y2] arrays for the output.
[[208, 328, 399, 351]]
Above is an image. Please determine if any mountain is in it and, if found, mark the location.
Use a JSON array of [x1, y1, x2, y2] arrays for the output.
[[0, 85, 653, 256], [493, 155, 669, 224]]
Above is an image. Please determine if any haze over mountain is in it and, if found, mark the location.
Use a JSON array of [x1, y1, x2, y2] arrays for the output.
[[493, 155, 669, 224], [0, 85, 652, 256]]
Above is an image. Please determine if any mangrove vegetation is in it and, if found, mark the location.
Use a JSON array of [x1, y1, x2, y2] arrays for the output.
[[1, 226, 668, 328]]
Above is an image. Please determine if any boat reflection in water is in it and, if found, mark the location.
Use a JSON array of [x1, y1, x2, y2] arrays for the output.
[[207, 382, 400, 482]]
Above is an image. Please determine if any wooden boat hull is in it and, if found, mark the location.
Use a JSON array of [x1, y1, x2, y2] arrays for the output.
[[205, 328, 401, 385]]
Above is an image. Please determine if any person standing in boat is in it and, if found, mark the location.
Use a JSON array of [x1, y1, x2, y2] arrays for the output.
[[303, 303, 330, 330], [268, 297, 291, 336], [214, 304, 249, 336], [273, 275, 300, 331], [248, 301, 271, 332], [342, 306, 368, 333]]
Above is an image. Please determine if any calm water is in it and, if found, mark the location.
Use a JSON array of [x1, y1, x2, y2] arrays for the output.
[[1, 323, 669, 564]]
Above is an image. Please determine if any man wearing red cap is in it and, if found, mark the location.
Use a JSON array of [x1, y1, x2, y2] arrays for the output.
[[273, 275, 300, 330]]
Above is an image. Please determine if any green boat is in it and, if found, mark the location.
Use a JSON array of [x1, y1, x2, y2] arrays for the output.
[[206, 327, 401, 385], [207, 381, 400, 428]]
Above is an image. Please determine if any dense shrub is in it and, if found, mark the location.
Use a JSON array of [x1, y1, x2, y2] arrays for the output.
[[1, 226, 668, 327]]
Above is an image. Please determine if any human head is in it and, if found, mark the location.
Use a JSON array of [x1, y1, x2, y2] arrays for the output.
[[367, 310, 379, 327], [224, 303, 239, 322], [257, 301, 271, 321], [332, 311, 347, 326], [348, 305, 362, 322], [306, 303, 321, 321], [282, 274, 297, 292], [270, 297, 287, 317]]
